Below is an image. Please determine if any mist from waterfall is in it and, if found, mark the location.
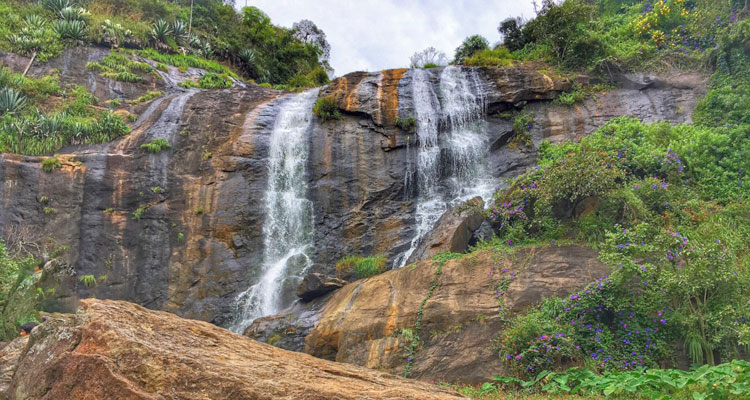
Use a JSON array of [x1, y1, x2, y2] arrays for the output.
[[230, 89, 319, 333], [396, 66, 494, 267]]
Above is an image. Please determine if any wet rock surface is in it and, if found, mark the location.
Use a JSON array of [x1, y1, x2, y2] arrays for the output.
[[0, 299, 463, 400], [297, 273, 348, 302]]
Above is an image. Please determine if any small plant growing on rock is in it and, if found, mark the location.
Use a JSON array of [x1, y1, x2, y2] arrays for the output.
[[132, 205, 148, 221], [41, 156, 62, 172], [150, 186, 163, 194], [194, 207, 205, 215], [177, 232, 185, 242], [267, 333, 282, 346], [395, 116, 417, 131], [140, 138, 171, 153], [202, 151, 213, 160], [511, 112, 534, 148], [312, 96, 341, 121], [335, 255, 387, 279], [43, 207, 56, 215], [39, 196, 49, 203], [79, 274, 97, 287]]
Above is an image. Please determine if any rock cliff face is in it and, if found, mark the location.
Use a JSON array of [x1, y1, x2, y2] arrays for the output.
[[274, 245, 608, 383], [0, 47, 707, 326], [0, 299, 462, 400]]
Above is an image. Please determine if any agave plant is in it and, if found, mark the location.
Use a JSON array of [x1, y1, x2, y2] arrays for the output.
[[59, 6, 89, 22], [101, 19, 132, 49], [171, 20, 187, 45], [0, 88, 28, 115], [23, 14, 46, 30], [191, 38, 213, 59], [40, 0, 77, 13], [149, 19, 172, 50], [53, 19, 88, 43]]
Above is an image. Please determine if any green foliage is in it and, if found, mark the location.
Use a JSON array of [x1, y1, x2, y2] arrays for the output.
[[132, 205, 147, 221], [463, 47, 515, 68], [133, 48, 238, 78], [140, 138, 170, 153], [454, 34, 490, 64], [485, 360, 750, 399], [86, 52, 153, 84], [40, 156, 61, 172], [335, 255, 387, 280], [78, 274, 96, 287], [0, 240, 41, 341], [554, 85, 587, 105], [52, 19, 87, 43], [511, 112, 534, 147], [395, 116, 416, 131], [177, 232, 184, 242], [0, 88, 28, 115], [197, 72, 232, 89], [312, 96, 341, 121], [127, 91, 163, 105], [422, 63, 440, 68]]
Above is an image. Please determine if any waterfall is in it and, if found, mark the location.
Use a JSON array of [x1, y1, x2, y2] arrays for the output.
[[396, 66, 493, 267], [230, 89, 318, 333]]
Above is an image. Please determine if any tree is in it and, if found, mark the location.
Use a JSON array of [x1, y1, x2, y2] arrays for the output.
[[498, 17, 528, 52], [409, 46, 448, 68], [453, 35, 489, 64], [291, 19, 330, 62]]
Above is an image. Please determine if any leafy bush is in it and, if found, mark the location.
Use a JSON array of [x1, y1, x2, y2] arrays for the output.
[[554, 86, 586, 105], [197, 73, 232, 89], [488, 360, 750, 398], [395, 116, 416, 131], [140, 138, 170, 153], [454, 34, 490, 64], [0, 240, 41, 341], [41, 156, 62, 172], [312, 96, 341, 121], [510, 112, 534, 147]]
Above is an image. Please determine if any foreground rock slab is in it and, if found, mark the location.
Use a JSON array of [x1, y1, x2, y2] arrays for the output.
[[1, 299, 463, 400]]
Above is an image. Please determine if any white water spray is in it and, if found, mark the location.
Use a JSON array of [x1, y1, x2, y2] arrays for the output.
[[231, 89, 318, 333]]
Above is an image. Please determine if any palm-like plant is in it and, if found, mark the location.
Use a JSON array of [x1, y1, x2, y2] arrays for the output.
[[149, 19, 172, 50], [0, 88, 28, 115], [39, 0, 77, 14], [53, 19, 88, 43], [171, 20, 187, 45], [59, 6, 89, 22]]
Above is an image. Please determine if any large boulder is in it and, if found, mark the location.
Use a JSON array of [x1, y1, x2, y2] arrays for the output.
[[0, 299, 463, 400], [303, 245, 610, 383]]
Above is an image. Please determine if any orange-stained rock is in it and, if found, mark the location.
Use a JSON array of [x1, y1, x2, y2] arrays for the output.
[[304, 245, 609, 383], [1, 299, 464, 400]]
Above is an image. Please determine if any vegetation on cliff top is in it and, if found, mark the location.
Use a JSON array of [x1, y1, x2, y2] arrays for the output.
[[0, 0, 331, 86], [448, 0, 734, 76]]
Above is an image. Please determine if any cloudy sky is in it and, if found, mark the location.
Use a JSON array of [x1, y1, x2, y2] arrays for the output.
[[238, 1, 537, 76]]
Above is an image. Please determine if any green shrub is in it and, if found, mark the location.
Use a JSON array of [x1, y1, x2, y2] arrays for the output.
[[0, 89, 27, 115], [306, 67, 329, 86], [127, 91, 164, 105], [132, 205, 147, 221], [554, 87, 586, 105], [0, 240, 42, 341], [312, 96, 341, 121], [140, 138, 170, 153], [335, 255, 387, 279], [463, 47, 515, 68], [197, 73, 232, 89], [454, 34, 490, 64], [395, 116, 416, 131], [41, 156, 62, 172], [78, 274, 96, 287], [511, 112, 534, 147]]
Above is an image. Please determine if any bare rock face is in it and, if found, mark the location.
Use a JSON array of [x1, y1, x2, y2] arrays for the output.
[[297, 273, 347, 301], [406, 197, 485, 264], [0, 299, 462, 400], [302, 245, 609, 383]]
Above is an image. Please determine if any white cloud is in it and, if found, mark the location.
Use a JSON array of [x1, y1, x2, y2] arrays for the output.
[[237, 0, 536, 76]]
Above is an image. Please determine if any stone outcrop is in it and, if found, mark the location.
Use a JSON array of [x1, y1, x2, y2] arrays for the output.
[[297, 273, 348, 301], [0, 299, 463, 400], [255, 245, 608, 383]]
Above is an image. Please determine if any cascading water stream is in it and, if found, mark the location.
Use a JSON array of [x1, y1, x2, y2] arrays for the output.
[[397, 66, 493, 267], [230, 89, 318, 333]]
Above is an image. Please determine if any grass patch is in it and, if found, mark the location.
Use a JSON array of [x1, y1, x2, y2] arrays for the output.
[[140, 138, 170, 153], [335, 255, 387, 279]]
